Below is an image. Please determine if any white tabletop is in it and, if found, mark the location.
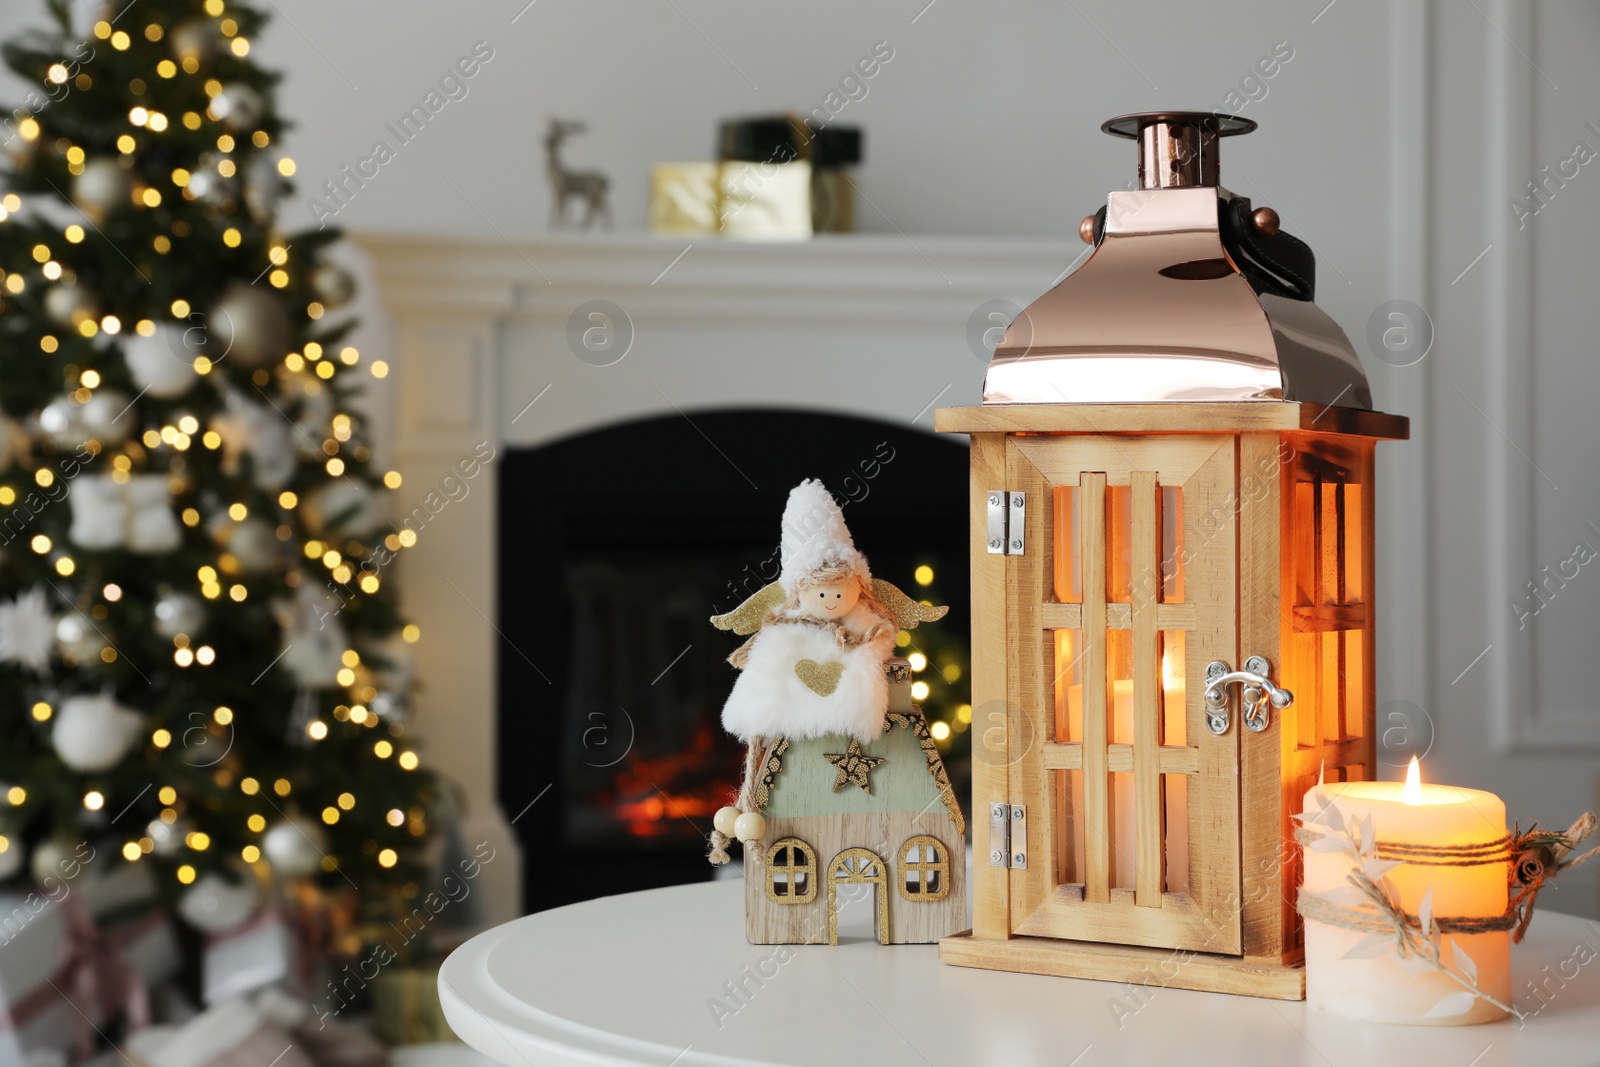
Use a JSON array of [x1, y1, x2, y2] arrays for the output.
[[438, 880, 1600, 1067]]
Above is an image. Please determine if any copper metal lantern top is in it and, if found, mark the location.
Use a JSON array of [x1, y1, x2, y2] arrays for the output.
[[983, 111, 1374, 409]]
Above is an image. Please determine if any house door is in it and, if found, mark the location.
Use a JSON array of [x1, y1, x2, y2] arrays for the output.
[[827, 848, 889, 946], [1004, 435, 1242, 954]]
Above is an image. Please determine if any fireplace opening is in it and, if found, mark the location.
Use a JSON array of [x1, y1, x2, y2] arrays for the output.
[[498, 409, 970, 913]]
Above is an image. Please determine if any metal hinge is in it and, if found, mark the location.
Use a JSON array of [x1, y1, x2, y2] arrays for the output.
[[988, 803, 1028, 868], [986, 490, 1026, 555]]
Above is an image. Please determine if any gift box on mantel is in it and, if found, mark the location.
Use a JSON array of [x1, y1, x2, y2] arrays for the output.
[[935, 111, 1409, 1000], [648, 115, 862, 239]]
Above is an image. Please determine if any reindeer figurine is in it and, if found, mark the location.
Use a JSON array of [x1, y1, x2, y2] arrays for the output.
[[544, 118, 612, 230]]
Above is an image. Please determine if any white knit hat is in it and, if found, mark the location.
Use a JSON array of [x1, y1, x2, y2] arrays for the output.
[[778, 479, 869, 595]]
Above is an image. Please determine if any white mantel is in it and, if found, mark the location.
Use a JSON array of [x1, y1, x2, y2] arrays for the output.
[[357, 231, 1080, 920]]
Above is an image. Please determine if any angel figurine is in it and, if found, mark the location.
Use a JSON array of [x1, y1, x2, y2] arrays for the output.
[[707, 479, 949, 867]]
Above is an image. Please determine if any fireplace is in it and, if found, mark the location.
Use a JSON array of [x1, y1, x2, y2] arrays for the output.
[[498, 408, 970, 912], [362, 230, 1076, 923]]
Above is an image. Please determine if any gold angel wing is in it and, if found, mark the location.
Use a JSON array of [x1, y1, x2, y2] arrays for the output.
[[710, 581, 785, 635], [872, 579, 949, 630]]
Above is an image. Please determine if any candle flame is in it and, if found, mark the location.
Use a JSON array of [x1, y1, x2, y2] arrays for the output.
[[1402, 755, 1422, 805]]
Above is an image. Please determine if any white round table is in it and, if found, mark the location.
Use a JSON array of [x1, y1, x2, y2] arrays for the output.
[[439, 881, 1600, 1067]]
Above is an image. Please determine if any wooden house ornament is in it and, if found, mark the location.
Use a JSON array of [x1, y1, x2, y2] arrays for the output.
[[709, 480, 965, 945], [935, 112, 1409, 999]]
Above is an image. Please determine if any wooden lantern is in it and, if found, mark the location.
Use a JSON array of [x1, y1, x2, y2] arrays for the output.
[[935, 112, 1409, 999]]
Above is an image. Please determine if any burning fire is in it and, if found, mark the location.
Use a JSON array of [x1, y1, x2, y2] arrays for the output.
[[602, 720, 734, 837]]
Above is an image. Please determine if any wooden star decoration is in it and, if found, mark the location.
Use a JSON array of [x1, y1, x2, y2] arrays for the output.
[[824, 739, 885, 794]]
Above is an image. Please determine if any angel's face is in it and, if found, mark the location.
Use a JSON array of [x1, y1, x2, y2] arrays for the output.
[[799, 579, 860, 620]]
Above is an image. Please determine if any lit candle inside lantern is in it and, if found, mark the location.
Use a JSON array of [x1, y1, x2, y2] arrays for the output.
[[1300, 757, 1511, 1025]]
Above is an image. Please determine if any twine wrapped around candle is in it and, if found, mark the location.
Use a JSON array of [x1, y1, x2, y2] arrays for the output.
[[1295, 813, 1598, 944]]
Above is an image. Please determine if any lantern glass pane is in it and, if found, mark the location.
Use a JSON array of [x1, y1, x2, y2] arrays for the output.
[[1055, 768, 1085, 887], [1161, 630, 1186, 747], [1319, 630, 1343, 745], [1344, 481, 1363, 600], [1052, 485, 1079, 602], [1054, 629, 1084, 742], [1106, 486, 1133, 603], [1106, 628, 1133, 746], [1161, 485, 1184, 602], [1164, 772, 1189, 894], [1343, 629, 1364, 740], [1109, 770, 1135, 889]]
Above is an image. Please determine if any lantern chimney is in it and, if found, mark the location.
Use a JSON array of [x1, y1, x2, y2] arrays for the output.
[[984, 111, 1373, 410]]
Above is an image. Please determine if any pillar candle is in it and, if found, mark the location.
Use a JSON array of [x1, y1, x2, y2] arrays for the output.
[[1300, 759, 1511, 1025]]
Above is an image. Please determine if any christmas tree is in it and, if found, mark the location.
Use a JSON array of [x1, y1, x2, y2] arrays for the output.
[[0, 0, 435, 938]]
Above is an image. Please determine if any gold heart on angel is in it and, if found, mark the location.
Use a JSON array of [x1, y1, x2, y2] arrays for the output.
[[794, 658, 844, 695]]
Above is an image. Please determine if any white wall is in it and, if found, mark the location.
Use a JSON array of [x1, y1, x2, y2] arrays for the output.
[[4, 0, 1597, 921]]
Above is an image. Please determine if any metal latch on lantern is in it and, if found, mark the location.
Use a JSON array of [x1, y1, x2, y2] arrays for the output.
[[988, 803, 1028, 868], [1203, 656, 1294, 735], [986, 491, 1026, 555]]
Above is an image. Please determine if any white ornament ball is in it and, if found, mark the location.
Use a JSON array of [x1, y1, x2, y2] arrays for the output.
[[169, 19, 219, 65], [0, 838, 22, 881], [186, 167, 218, 202], [261, 817, 326, 880], [368, 690, 408, 725], [56, 614, 108, 661], [713, 806, 740, 837], [72, 159, 132, 221], [52, 694, 143, 773], [145, 817, 181, 856], [44, 281, 96, 328], [78, 389, 134, 446], [302, 480, 379, 538], [178, 873, 261, 934], [311, 264, 356, 308], [211, 83, 263, 128], [245, 152, 287, 221], [210, 283, 291, 369], [153, 591, 206, 639], [30, 839, 81, 885], [224, 517, 279, 572], [38, 395, 86, 448], [123, 326, 200, 399], [733, 811, 767, 843]]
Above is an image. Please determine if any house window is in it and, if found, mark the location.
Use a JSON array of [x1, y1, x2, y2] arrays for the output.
[[766, 837, 817, 904], [899, 835, 950, 901]]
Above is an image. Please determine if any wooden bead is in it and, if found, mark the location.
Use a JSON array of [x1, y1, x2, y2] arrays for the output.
[[733, 811, 767, 843], [713, 806, 740, 836]]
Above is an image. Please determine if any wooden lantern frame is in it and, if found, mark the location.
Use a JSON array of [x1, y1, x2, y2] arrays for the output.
[[935, 401, 1407, 999]]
